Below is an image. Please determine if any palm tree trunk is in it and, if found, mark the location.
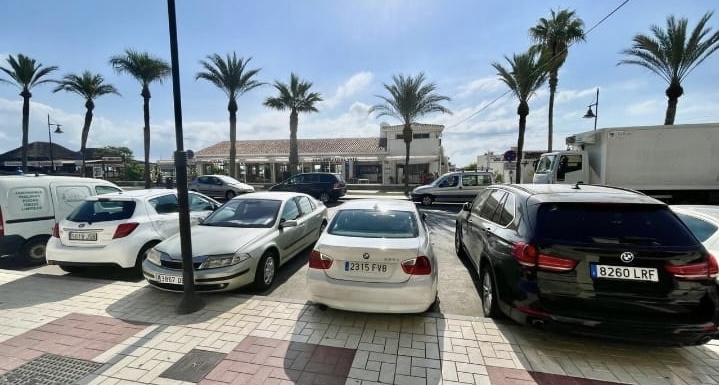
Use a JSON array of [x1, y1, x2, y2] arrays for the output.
[[20, 88, 31, 173], [228, 98, 238, 179], [547, 72, 558, 152], [289, 109, 299, 176], [516, 101, 529, 184], [664, 97, 678, 125], [403, 123, 413, 195], [81, 99, 95, 178], [142, 85, 151, 188]]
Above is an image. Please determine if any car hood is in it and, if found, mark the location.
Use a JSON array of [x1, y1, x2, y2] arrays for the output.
[[412, 184, 434, 194], [229, 182, 254, 191], [157, 225, 269, 257]]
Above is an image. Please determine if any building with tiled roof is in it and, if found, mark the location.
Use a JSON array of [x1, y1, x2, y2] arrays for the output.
[[171, 123, 448, 185]]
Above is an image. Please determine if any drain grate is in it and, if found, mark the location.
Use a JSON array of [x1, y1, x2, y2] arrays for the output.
[[0, 353, 103, 385], [160, 349, 226, 383]]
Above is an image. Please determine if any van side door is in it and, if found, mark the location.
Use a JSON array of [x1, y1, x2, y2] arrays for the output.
[[50, 184, 96, 222]]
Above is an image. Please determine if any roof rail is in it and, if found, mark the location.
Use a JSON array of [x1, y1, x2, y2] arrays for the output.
[[579, 183, 647, 196]]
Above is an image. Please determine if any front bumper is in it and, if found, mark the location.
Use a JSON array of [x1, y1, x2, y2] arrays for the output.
[[142, 258, 256, 292]]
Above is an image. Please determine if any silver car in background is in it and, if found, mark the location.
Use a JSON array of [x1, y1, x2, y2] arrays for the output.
[[189, 174, 254, 200], [143, 192, 328, 292], [307, 199, 437, 313]]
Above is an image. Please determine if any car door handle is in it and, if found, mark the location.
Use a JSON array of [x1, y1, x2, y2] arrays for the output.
[[483, 227, 491, 233]]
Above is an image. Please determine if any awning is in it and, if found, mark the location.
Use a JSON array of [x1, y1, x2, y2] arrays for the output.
[[383, 155, 439, 161]]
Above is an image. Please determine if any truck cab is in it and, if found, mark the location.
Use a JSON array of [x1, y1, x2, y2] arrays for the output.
[[532, 151, 588, 185]]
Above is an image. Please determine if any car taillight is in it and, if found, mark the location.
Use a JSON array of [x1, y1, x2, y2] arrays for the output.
[[333, 182, 341, 189], [309, 250, 333, 269], [512, 242, 578, 272], [0, 207, 4, 237], [665, 254, 718, 280], [113, 223, 139, 239], [401, 256, 432, 275], [53, 223, 60, 238]]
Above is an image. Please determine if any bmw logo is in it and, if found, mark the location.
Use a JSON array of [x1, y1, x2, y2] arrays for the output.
[[620, 252, 634, 263], [362, 252, 370, 260]]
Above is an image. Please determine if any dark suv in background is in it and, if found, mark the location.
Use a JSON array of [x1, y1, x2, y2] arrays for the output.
[[269, 172, 346, 203], [455, 183, 719, 346]]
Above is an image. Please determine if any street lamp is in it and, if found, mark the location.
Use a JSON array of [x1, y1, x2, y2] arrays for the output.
[[47, 114, 64, 173], [583, 88, 599, 131]]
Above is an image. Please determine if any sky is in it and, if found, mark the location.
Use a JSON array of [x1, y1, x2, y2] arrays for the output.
[[1, 0, 718, 168]]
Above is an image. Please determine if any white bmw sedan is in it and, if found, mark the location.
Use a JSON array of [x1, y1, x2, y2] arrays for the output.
[[143, 192, 328, 292], [307, 199, 437, 313]]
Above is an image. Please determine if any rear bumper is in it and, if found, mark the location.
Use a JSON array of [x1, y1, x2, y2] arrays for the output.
[[0, 235, 25, 258], [45, 237, 137, 268], [307, 269, 437, 314]]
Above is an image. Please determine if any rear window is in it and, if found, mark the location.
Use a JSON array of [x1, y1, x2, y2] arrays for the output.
[[328, 209, 418, 238], [676, 213, 718, 242], [534, 203, 699, 247], [67, 200, 136, 223]]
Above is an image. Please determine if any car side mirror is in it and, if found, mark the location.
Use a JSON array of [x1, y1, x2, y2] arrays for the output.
[[421, 212, 427, 221], [279, 219, 298, 228], [462, 202, 471, 211]]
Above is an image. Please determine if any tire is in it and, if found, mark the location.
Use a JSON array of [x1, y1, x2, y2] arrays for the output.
[[20, 236, 50, 266], [315, 221, 328, 242], [319, 192, 331, 203], [480, 264, 501, 318], [134, 241, 160, 276], [59, 265, 87, 274], [421, 195, 434, 206], [254, 250, 278, 290], [225, 190, 236, 200], [454, 224, 467, 258]]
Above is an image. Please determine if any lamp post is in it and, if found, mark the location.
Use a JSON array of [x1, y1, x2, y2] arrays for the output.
[[583, 88, 599, 131], [47, 114, 64, 173]]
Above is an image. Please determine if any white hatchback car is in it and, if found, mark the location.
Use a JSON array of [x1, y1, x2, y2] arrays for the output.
[[672, 205, 719, 285], [307, 199, 438, 313], [46, 189, 220, 274]]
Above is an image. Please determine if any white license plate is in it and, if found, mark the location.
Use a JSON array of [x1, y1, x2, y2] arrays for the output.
[[590, 264, 658, 282], [69, 232, 97, 241], [344, 261, 389, 275], [157, 274, 183, 285]]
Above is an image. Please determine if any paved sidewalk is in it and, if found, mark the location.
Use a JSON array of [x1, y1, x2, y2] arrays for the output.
[[1, 270, 718, 385]]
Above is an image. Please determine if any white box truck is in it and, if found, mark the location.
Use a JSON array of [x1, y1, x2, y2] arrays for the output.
[[532, 123, 719, 204]]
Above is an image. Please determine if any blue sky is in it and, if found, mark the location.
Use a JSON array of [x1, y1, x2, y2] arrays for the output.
[[1, 0, 718, 167]]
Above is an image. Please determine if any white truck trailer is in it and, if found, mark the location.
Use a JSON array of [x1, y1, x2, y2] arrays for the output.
[[532, 123, 719, 204]]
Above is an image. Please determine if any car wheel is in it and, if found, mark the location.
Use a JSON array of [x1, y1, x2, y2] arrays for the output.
[[225, 190, 236, 200], [421, 195, 434, 206], [480, 265, 501, 318], [454, 225, 467, 258], [316, 221, 327, 240], [319, 192, 331, 203], [20, 236, 49, 266], [59, 265, 87, 274], [134, 241, 160, 276], [254, 250, 277, 290]]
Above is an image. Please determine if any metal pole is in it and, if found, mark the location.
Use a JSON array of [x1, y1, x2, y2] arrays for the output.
[[594, 88, 599, 131], [167, 0, 203, 314], [47, 114, 54, 173]]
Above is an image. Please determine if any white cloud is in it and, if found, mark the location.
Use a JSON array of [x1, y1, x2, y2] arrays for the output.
[[320, 72, 374, 108], [456, 76, 504, 98]]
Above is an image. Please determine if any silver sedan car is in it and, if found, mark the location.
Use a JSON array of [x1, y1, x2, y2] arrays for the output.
[[307, 199, 438, 313], [143, 191, 328, 292]]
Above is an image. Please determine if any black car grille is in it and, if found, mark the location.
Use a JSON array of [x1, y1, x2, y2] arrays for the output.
[[160, 260, 202, 270]]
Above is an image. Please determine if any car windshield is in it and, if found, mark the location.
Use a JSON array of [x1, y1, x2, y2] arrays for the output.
[[534, 203, 699, 247], [328, 209, 419, 238], [201, 199, 280, 228], [217, 175, 241, 184], [67, 200, 136, 223], [534, 155, 556, 174]]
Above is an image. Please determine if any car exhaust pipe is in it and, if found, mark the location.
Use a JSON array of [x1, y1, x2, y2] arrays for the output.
[[530, 319, 545, 328]]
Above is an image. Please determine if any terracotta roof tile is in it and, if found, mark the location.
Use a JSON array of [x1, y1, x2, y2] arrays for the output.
[[196, 137, 386, 157]]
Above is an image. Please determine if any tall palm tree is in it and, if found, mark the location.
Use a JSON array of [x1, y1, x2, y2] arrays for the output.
[[196, 53, 263, 180], [53, 71, 120, 176], [618, 11, 719, 125], [530, 8, 585, 152], [369, 73, 452, 195], [492, 49, 548, 183], [0, 54, 58, 172], [264, 73, 323, 176], [109, 49, 170, 188]]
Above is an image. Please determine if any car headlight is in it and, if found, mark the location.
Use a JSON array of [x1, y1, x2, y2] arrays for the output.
[[198, 253, 250, 269], [146, 248, 164, 266]]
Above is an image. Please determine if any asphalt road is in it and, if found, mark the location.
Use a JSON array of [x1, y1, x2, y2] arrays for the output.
[[0, 200, 485, 318]]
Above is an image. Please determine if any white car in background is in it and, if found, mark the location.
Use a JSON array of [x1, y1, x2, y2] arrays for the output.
[[672, 205, 719, 284], [46, 189, 220, 274], [307, 199, 438, 314]]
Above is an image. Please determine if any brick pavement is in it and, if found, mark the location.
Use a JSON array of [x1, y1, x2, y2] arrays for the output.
[[1, 269, 718, 385]]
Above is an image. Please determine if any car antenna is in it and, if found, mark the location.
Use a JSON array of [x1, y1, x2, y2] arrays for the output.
[[572, 181, 584, 190]]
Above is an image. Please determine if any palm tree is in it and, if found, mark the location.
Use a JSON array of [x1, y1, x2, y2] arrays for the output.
[[196, 53, 263, 180], [109, 49, 170, 188], [530, 8, 585, 152], [264, 73, 323, 176], [53, 71, 120, 176], [618, 11, 719, 125], [369, 73, 452, 195], [0, 54, 58, 172], [492, 49, 549, 183]]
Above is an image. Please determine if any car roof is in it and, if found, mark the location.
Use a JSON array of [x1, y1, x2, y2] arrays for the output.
[[336, 198, 418, 212], [86, 188, 177, 200], [503, 184, 664, 205], [232, 191, 311, 201]]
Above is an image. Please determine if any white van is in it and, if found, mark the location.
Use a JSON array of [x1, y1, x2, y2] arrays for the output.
[[0, 175, 122, 265], [410, 171, 494, 205]]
